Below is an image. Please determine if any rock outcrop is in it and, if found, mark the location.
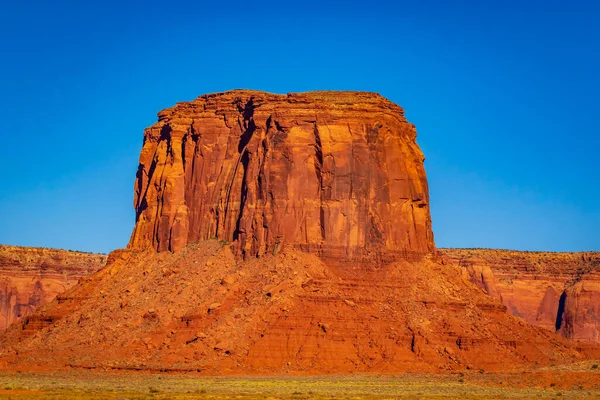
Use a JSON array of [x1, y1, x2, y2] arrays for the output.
[[0, 245, 106, 330], [129, 90, 434, 261], [441, 249, 600, 343], [559, 271, 600, 343]]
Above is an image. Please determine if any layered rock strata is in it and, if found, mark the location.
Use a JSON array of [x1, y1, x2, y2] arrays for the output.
[[0, 245, 106, 330], [129, 90, 434, 261], [441, 249, 600, 343]]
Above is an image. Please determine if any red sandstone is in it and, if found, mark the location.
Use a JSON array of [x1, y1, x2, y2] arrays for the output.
[[0, 91, 598, 376], [129, 91, 434, 261], [0, 245, 105, 330], [441, 249, 600, 344]]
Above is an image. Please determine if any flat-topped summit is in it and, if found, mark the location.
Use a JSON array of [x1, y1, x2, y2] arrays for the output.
[[187, 90, 402, 108], [130, 90, 434, 260]]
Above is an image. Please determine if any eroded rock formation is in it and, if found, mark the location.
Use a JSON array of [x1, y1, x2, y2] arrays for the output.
[[441, 249, 600, 343], [559, 271, 600, 343], [0, 91, 598, 375], [0, 245, 106, 330], [129, 90, 434, 261]]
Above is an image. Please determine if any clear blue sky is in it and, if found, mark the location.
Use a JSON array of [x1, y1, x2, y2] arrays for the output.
[[0, 0, 598, 253]]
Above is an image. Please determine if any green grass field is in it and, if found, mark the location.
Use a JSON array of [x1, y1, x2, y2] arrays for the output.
[[0, 371, 598, 399]]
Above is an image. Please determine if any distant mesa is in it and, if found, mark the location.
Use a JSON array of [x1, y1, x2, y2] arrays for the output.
[[0, 245, 106, 330], [442, 249, 600, 344]]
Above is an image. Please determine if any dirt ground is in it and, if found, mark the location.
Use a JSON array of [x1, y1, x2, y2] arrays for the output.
[[0, 366, 599, 399]]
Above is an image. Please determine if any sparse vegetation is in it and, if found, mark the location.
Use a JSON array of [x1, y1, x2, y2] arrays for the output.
[[0, 371, 597, 399]]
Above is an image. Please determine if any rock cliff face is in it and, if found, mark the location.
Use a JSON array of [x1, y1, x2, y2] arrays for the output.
[[129, 90, 434, 261], [441, 249, 600, 343], [0, 246, 106, 330], [559, 271, 600, 343]]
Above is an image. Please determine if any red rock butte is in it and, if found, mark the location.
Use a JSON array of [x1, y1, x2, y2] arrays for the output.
[[1, 90, 599, 375], [129, 90, 434, 261]]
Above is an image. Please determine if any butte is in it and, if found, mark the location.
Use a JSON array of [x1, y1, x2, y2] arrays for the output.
[[0, 90, 597, 374]]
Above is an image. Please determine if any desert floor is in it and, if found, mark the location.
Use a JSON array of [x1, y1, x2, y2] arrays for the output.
[[1, 364, 600, 399]]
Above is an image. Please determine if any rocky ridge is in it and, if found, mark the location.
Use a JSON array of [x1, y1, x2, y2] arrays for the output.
[[441, 249, 600, 343], [0, 245, 106, 330]]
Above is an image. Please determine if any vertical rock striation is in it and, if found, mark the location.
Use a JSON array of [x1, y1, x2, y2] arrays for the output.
[[558, 271, 600, 343], [129, 90, 434, 261]]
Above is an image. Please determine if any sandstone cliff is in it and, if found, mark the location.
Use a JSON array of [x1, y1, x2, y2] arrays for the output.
[[0, 245, 106, 330], [129, 90, 434, 261], [441, 249, 600, 343], [559, 271, 600, 343]]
